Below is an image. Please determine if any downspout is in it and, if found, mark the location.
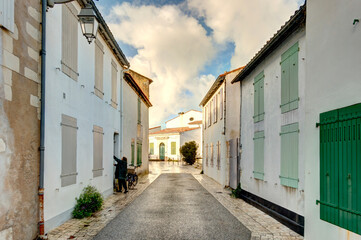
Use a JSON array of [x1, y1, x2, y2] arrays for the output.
[[120, 68, 129, 157], [223, 80, 226, 135], [238, 81, 243, 185], [39, 0, 47, 238]]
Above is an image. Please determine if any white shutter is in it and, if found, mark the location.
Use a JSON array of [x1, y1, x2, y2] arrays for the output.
[[0, 0, 14, 32]]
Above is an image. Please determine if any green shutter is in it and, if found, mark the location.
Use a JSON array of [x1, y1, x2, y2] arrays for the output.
[[253, 131, 265, 180], [171, 142, 176, 155], [280, 122, 299, 188], [254, 71, 264, 123], [150, 143, 154, 155], [318, 103, 361, 235], [136, 142, 142, 166], [281, 42, 299, 113], [131, 142, 135, 166]]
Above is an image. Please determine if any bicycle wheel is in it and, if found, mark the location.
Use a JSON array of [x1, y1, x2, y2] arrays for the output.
[[128, 179, 133, 189], [133, 175, 138, 187]]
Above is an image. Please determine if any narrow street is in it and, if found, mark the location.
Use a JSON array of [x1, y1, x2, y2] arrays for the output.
[[93, 171, 251, 240]]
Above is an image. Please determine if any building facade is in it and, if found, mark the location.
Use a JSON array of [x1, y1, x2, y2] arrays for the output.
[[200, 67, 243, 187], [0, 0, 42, 239]]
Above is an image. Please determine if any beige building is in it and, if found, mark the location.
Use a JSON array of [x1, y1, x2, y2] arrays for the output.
[[0, 0, 42, 239]]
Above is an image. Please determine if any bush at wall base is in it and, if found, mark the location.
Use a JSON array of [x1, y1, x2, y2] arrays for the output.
[[72, 185, 103, 219], [231, 183, 242, 199], [179, 141, 198, 165]]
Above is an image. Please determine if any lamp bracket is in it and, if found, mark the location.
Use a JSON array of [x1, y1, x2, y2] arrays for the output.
[[47, 0, 75, 8]]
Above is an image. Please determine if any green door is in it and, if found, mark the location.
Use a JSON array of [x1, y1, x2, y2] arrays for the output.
[[159, 143, 165, 160]]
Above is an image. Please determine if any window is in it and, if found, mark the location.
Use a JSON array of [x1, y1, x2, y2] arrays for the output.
[[111, 60, 118, 108], [280, 122, 299, 188], [94, 38, 104, 99], [131, 141, 135, 166], [138, 98, 141, 124], [253, 131, 265, 180], [204, 107, 207, 129], [189, 117, 194, 121], [61, 4, 78, 81], [149, 143, 154, 155], [210, 143, 214, 166], [216, 141, 221, 170], [0, 0, 14, 32], [281, 42, 299, 113], [93, 125, 103, 177], [208, 102, 211, 127], [214, 96, 217, 123], [171, 142, 176, 155], [205, 144, 208, 166], [137, 141, 142, 166], [254, 71, 265, 122], [318, 103, 361, 235], [61, 114, 78, 187], [220, 89, 223, 120]]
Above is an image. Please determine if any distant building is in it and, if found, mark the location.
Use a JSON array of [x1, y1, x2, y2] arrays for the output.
[[149, 110, 202, 161]]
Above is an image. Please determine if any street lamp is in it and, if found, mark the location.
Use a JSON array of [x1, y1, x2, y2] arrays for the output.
[[78, 3, 99, 44]]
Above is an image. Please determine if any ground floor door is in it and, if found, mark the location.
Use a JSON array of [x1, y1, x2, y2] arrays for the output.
[[229, 138, 239, 189], [159, 143, 165, 160]]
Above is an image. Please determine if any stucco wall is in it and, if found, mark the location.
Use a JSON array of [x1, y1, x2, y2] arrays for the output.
[[240, 30, 306, 216], [305, 1, 361, 239], [0, 0, 41, 239], [166, 110, 202, 128]]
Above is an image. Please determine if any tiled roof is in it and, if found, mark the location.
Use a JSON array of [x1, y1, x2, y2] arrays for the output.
[[149, 126, 161, 130], [150, 127, 200, 135], [189, 120, 202, 125]]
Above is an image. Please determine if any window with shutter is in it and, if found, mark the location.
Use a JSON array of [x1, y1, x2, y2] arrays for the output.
[[208, 101, 212, 127], [281, 42, 299, 113], [61, 4, 79, 81], [94, 38, 104, 99], [220, 89, 223, 120], [171, 142, 176, 155], [149, 143, 154, 155], [0, 0, 14, 32], [318, 103, 361, 235], [216, 142, 221, 170], [253, 131, 265, 180], [93, 125, 103, 177], [61, 114, 78, 187], [111, 60, 118, 108], [214, 95, 218, 123], [280, 122, 299, 188], [131, 141, 135, 166], [205, 144, 208, 166], [211, 143, 214, 166], [137, 141, 142, 166], [254, 71, 265, 122]]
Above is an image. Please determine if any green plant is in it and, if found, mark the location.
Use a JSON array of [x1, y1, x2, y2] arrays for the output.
[[200, 170, 204, 174], [179, 141, 198, 165], [231, 183, 242, 198], [72, 186, 103, 219]]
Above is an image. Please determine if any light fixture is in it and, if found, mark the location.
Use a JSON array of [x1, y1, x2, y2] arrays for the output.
[[78, 3, 99, 44]]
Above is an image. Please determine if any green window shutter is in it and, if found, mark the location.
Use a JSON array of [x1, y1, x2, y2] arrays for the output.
[[254, 71, 264, 123], [281, 42, 299, 113], [253, 131, 265, 180], [136, 142, 142, 166], [318, 103, 361, 235], [259, 78, 265, 121], [254, 81, 259, 122], [131, 142, 135, 166], [171, 142, 176, 155], [280, 122, 299, 188], [150, 143, 154, 155]]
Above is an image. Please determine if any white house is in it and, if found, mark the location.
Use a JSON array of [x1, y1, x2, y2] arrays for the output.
[[232, 6, 306, 235], [200, 67, 243, 187], [304, 1, 361, 239], [43, 0, 151, 233], [149, 110, 202, 161]]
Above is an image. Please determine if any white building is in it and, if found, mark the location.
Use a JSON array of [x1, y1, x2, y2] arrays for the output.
[[43, 0, 151, 233], [149, 110, 202, 161], [304, 1, 361, 239], [200, 67, 243, 187], [232, 6, 306, 235]]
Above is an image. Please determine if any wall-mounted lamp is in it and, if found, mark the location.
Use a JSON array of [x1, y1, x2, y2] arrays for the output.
[[353, 19, 360, 25]]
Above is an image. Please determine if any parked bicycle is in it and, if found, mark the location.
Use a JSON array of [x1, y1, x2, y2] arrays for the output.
[[127, 165, 139, 189]]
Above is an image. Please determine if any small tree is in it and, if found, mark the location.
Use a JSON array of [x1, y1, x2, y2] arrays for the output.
[[72, 186, 103, 219], [179, 141, 198, 165]]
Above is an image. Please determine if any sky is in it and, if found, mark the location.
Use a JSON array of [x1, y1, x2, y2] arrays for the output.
[[95, 0, 305, 128]]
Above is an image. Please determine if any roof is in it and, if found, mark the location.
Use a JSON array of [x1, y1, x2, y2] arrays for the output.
[[164, 110, 202, 123], [124, 72, 153, 107], [188, 120, 202, 125], [149, 126, 161, 130], [232, 4, 306, 83], [129, 69, 153, 84], [150, 127, 200, 135], [199, 66, 245, 106], [84, 0, 130, 68]]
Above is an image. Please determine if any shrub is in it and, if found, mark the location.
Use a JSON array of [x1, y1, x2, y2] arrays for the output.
[[72, 186, 103, 219], [231, 183, 242, 198], [179, 141, 198, 165]]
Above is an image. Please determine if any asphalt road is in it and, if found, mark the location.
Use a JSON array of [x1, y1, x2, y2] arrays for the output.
[[93, 173, 251, 240]]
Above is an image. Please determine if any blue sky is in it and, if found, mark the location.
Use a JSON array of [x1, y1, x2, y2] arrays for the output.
[[96, 0, 305, 127]]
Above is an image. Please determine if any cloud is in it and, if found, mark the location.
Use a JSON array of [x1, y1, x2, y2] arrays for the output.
[[186, 0, 300, 68], [107, 3, 215, 127]]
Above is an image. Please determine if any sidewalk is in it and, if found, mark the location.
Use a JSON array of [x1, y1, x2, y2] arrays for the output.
[[47, 162, 303, 240]]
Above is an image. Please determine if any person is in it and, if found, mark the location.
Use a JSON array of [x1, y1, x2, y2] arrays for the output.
[[114, 156, 128, 193]]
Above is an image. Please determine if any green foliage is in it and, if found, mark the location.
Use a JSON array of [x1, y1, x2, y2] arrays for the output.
[[179, 141, 198, 165], [200, 170, 204, 174], [231, 183, 242, 198], [72, 186, 103, 219]]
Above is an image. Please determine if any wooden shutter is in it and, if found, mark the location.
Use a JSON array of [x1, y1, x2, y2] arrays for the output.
[[205, 144, 208, 166], [319, 103, 361, 235], [211, 143, 214, 166], [254, 71, 265, 122], [220, 89, 223, 120], [94, 39, 104, 98], [281, 42, 299, 113], [111, 60, 118, 108], [136, 141, 142, 166], [138, 98, 141, 124], [131, 141, 135, 166], [280, 122, 299, 188], [217, 142, 221, 170], [171, 142, 176, 155], [150, 143, 154, 155], [61, 114, 78, 187], [253, 131, 265, 180], [93, 126, 103, 177], [0, 0, 14, 32], [61, 4, 78, 81]]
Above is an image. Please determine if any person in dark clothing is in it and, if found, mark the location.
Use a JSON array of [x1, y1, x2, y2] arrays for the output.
[[114, 156, 128, 193]]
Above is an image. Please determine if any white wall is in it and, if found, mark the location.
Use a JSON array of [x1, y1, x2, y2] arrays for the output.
[[240, 30, 306, 216], [166, 110, 202, 128], [44, 2, 124, 232], [305, 1, 361, 239], [149, 133, 181, 160]]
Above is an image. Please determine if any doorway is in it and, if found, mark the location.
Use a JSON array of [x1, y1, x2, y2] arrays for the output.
[[159, 143, 165, 160]]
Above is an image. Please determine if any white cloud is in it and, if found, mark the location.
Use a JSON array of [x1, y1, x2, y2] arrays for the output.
[[107, 3, 215, 127], [186, 0, 300, 68]]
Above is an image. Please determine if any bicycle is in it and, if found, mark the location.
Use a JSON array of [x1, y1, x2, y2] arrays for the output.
[[127, 165, 139, 189]]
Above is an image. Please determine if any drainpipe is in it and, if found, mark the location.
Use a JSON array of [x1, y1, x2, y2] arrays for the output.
[[39, 0, 47, 238], [120, 67, 129, 157], [238, 81, 243, 185], [223, 80, 226, 135]]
